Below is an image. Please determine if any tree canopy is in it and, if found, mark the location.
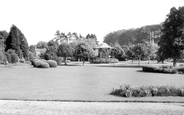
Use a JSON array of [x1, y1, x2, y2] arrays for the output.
[[103, 24, 161, 46], [5, 25, 29, 59], [158, 6, 184, 66], [57, 43, 73, 65]]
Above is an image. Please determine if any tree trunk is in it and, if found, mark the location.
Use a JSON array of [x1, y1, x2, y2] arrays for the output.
[[138, 56, 141, 65], [132, 59, 134, 63], [82, 58, 85, 65], [64, 57, 67, 65], [148, 57, 150, 64], [173, 58, 177, 67]]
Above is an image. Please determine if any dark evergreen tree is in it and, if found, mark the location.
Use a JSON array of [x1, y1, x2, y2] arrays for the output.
[[5, 25, 29, 59]]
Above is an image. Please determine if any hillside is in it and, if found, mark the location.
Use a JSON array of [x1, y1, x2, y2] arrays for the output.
[[103, 24, 162, 46]]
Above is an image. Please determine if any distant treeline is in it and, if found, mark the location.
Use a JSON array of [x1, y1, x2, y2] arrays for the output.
[[103, 24, 162, 46]]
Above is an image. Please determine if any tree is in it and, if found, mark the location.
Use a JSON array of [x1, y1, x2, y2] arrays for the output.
[[5, 25, 29, 59], [132, 43, 147, 65], [29, 45, 36, 57], [158, 7, 184, 66], [111, 42, 125, 60], [36, 41, 48, 49], [74, 43, 94, 65], [86, 33, 99, 45], [143, 42, 158, 64], [43, 40, 58, 60], [57, 43, 73, 65], [0, 31, 8, 53]]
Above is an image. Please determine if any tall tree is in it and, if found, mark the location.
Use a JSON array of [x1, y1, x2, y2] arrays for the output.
[[74, 42, 94, 65], [5, 25, 29, 59], [158, 6, 184, 66], [132, 43, 147, 65], [57, 43, 73, 65]]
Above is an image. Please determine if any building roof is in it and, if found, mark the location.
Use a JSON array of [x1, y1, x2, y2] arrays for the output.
[[94, 42, 112, 49]]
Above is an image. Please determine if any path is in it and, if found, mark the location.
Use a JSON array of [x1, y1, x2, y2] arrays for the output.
[[0, 100, 184, 115]]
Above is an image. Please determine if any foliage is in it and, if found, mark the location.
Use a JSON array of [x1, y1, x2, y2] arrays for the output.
[[53, 31, 79, 44], [40, 62, 50, 68], [10, 53, 19, 63], [57, 43, 73, 65], [47, 60, 57, 68], [90, 57, 119, 64], [42, 40, 60, 63], [6, 49, 18, 63], [131, 43, 147, 64], [5, 25, 29, 59], [111, 84, 184, 97], [36, 41, 48, 49], [111, 42, 125, 60], [158, 6, 184, 66], [29, 45, 36, 57], [142, 66, 177, 74], [74, 42, 94, 65], [86, 33, 99, 45], [0, 51, 5, 63], [0, 30, 8, 40], [28, 51, 35, 62], [104, 24, 161, 46], [5, 52, 11, 63], [0, 31, 8, 51], [32, 59, 50, 68]]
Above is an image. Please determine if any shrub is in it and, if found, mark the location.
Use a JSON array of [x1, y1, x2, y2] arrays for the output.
[[0, 52, 5, 63], [5, 53, 11, 63], [90, 57, 119, 64], [47, 60, 57, 68], [173, 66, 184, 74], [11, 53, 18, 63], [33, 60, 42, 67], [40, 62, 50, 68], [111, 84, 184, 97], [142, 66, 177, 74]]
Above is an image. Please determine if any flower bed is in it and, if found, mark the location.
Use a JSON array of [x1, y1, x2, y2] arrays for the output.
[[111, 84, 184, 97]]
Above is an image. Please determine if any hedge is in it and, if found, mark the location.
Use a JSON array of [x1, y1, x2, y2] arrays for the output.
[[90, 57, 119, 64], [142, 65, 177, 74]]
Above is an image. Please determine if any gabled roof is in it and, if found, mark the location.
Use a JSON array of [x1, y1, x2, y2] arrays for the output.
[[94, 42, 112, 49]]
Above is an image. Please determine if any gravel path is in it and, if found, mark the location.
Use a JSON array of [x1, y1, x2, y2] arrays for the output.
[[0, 100, 184, 115]]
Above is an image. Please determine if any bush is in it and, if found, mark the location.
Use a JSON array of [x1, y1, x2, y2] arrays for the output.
[[31, 59, 51, 68], [142, 66, 177, 74], [111, 84, 184, 97], [11, 53, 18, 63], [173, 66, 184, 74], [5, 53, 11, 63], [47, 60, 57, 68], [40, 62, 50, 68], [90, 57, 119, 64], [0, 52, 5, 63], [33, 60, 42, 67]]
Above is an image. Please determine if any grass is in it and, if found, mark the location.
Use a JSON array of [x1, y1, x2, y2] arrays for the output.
[[0, 61, 183, 102]]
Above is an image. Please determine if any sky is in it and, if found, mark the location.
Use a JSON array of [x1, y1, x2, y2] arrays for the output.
[[0, 0, 183, 45]]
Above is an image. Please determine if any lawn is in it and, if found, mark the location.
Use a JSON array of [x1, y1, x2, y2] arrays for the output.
[[0, 61, 184, 102]]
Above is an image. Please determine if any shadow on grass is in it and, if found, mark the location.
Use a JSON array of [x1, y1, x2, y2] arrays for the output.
[[58, 64, 83, 66]]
